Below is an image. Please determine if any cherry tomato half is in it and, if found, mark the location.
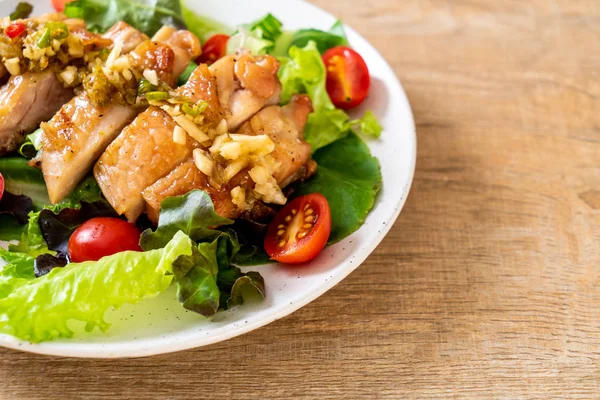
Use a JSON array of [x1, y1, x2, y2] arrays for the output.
[[0, 173, 4, 202], [5, 22, 25, 39], [323, 46, 371, 110], [51, 0, 74, 12], [68, 217, 142, 263], [196, 34, 229, 65], [264, 193, 331, 264]]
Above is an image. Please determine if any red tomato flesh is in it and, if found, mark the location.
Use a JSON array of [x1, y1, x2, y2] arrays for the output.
[[68, 217, 142, 263], [0, 173, 4, 202], [5, 22, 25, 39], [323, 46, 371, 110], [51, 0, 74, 12], [264, 194, 331, 264], [196, 34, 229, 65]]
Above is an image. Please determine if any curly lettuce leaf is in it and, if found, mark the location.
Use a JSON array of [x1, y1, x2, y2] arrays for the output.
[[172, 239, 220, 316], [140, 190, 233, 250], [18, 127, 43, 158], [0, 231, 192, 343], [64, 0, 185, 36], [278, 42, 382, 152], [0, 248, 35, 299], [293, 132, 382, 243], [143, 191, 265, 314]]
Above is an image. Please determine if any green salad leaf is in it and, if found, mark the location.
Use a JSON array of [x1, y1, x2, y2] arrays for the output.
[[64, 0, 186, 36], [293, 132, 382, 243], [0, 157, 50, 210], [140, 190, 233, 250], [287, 20, 348, 54], [18, 127, 43, 158], [181, 4, 232, 42], [0, 248, 35, 299], [172, 238, 220, 315], [143, 191, 265, 315], [351, 111, 383, 139], [0, 215, 25, 241], [0, 231, 192, 342]]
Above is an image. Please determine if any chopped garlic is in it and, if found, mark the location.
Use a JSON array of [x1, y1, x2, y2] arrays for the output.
[[218, 142, 242, 160], [231, 186, 246, 210], [59, 66, 78, 86], [224, 159, 247, 181], [173, 125, 187, 144], [215, 119, 228, 135], [143, 69, 159, 86], [113, 56, 131, 71], [193, 149, 214, 176], [122, 68, 133, 81], [106, 40, 123, 68], [173, 115, 209, 143], [4, 58, 20, 76]]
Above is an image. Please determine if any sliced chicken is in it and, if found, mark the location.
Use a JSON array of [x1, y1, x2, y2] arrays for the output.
[[237, 94, 315, 187], [142, 159, 246, 222], [142, 94, 315, 223], [94, 65, 217, 221], [42, 28, 200, 204], [0, 70, 73, 155], [96, 53, 287, 222], [0, 18, 112, 155], [209, 53, 282, 130]]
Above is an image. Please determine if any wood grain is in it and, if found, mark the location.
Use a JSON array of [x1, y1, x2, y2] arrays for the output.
[[2, 0, 600, 398]]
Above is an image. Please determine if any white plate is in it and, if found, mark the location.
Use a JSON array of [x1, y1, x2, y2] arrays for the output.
[[0, 0, 416, 358]]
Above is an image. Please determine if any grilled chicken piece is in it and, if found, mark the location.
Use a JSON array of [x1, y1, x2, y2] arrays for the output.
[[0, 19, 118, 156], [0, 70, 73, 155], [42, 27, 200, 204], [142, 94, 315, 223], [95, 107, 198, 221], [209, 53, 282, 131], [237, 94, 315, 187], [142, 159, 240, 223], [94, 65, 216, 221], [96, 54, 286, 222]]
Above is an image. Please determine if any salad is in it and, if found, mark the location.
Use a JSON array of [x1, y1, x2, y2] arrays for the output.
[[0, 0, 383, 343]]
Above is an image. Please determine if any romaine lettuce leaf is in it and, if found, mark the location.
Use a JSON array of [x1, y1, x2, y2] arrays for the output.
[[0, 231, 192, 342], [64, 0, 186, 36], [293, 132, 382, 243]]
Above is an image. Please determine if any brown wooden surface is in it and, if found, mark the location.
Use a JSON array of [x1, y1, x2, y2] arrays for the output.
[[2, 0, 600, 398]]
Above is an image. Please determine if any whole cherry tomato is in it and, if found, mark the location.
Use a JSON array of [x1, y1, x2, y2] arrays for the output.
[[323, 46, 371, 110], [68, 217, 142, 263], [196, 34, 229, 65]]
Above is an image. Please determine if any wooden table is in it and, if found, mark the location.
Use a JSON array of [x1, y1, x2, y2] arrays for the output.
[[2, 0, 599, 398]]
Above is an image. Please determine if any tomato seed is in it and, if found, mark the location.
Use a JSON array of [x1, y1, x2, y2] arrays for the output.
[[285, 215, 292, 222], [277, 229, 285, 236], [302, 223, 312, 229], [277, 224, 285, 229], [278, 240, 286, 248], [297, 231, 307, 239], [291, 209, 297, 215], [304, 216, 314, 223], [305, 208, 313, 216]]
